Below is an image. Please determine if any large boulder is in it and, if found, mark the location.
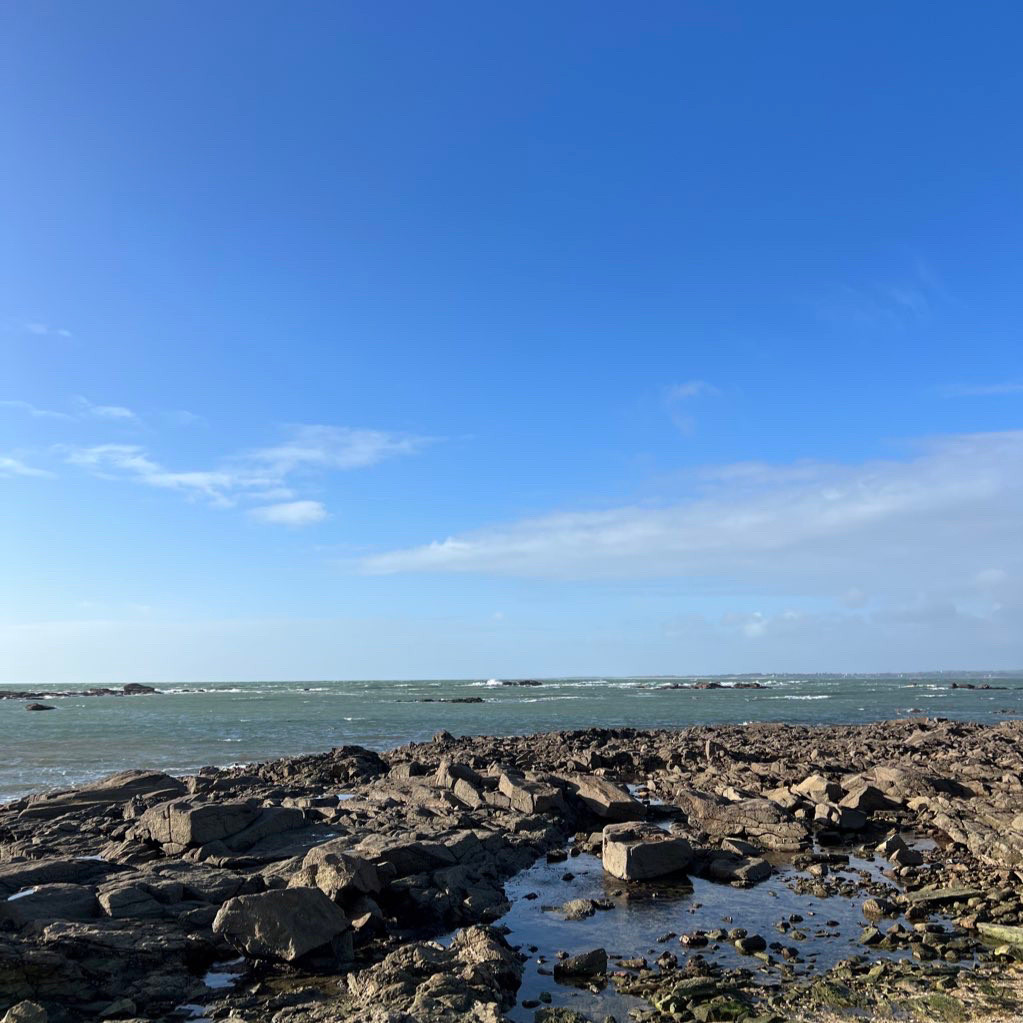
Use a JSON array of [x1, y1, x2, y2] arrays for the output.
[[497, 772, 564, 814], [213, 887, 351, 962], [601, 822, 692, 881], [290, 840, 381, 903], [557, 774, 645, 821], [138, 799, 260, 851]]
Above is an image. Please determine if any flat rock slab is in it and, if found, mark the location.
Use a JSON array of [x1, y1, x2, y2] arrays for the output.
[[602, 822, 693, 881], [557, 773, 646, 821]]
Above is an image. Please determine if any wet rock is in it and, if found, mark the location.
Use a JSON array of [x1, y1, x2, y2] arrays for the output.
[[212, 887, 351, 962], [553, 947, 607, 979], [735, 934, 766, 954], [24, 704, 54, 712], [601, 822, 692, 881]]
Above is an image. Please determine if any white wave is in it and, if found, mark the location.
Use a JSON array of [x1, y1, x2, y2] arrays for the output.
[[767, 694, 831, 701]]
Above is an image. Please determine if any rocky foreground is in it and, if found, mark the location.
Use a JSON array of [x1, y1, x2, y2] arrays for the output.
[[2, 719, 1023, 1023]]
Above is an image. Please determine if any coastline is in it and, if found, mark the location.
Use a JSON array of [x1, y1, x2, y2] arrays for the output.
[[1, 719, 1022, 1022]]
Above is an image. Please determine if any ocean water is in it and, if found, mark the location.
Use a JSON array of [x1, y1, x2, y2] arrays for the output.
[[1, 673, 1021, 802]]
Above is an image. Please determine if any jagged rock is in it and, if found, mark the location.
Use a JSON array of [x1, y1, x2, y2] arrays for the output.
[[678, 791, 807, 850], [343, 925, 521, 1019], [213, 887, 351, 962], [290, 840, 381, 902], [1, 1002, 48, 1023], [793, 774, 842, 802], [553, 947, 607, 979], [602, 822, 692, 880]]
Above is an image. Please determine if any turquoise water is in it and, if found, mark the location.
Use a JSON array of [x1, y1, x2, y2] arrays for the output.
[[2, 673, 1021, 802]]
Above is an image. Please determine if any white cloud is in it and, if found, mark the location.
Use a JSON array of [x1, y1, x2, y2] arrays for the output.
[[64, 424, 433, 519], [0, 399, 73, 421], [244, 425, 434, 474], [666, 380, 719, 434], [74, 397, 138, 421], [667, 380, 719, 400], [0, 454, 51, 478], [249, 500, 327, 526], [24, 322, 72, 338], [361, 431, 1023, 609]]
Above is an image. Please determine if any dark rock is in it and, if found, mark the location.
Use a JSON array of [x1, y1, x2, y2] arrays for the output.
[[213, 887, 350, 962]]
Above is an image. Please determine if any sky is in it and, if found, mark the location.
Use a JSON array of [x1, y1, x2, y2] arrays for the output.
[[2, 2, 1022, 682]]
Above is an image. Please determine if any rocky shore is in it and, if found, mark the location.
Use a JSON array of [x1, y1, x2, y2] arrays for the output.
[[2, 719, 1023, 1022]]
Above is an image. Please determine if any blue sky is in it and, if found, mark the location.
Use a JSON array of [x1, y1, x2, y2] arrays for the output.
[[2, 2, 1022, 681]]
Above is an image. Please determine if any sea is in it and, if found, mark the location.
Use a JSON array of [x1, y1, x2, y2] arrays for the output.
[[2, 673, 1021, 803]]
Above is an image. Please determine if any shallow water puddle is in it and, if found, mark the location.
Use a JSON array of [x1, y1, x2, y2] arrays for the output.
[[493, 843, 947, 1023]]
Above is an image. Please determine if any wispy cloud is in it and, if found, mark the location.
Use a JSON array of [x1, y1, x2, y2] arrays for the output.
[[665, 379, 719, 434], [249, 500, 328, 526], [0, 454, 51, 478], [74, 397, 139, 422], [361, 431, 1023, 608], [24, 322, 73, 339], [943, 381, 1023, 397], [65, 424, 435, 523], [0, 399, 73, 421]]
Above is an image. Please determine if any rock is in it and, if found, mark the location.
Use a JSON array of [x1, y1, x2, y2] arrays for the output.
[[561, 898, 598, 920], [0, 858, 112, 897], [862, 896, 898, 919], [98, 884, 164, 919], [1, 1003, 48, 1023], [345, 925, 522, 1016], [706, 855, 772, 884], [498, 772, 564, 814], [121, 684, 157, 695], [557, 773, 645, 821], [793, 774, 843, 803], [839, 783, 899, 813], [213, 887, 350, 962], [553, 947, 607, 979], [1, 883, 99, 923], [678, 791, 807, 850], [24, 704, 54, 712], [138, 798, 260, 849], [602, 822, 692, 881], [814, 802, 867, 831], [735, 934, 767, 954], [18, 770, 187, 822], [291, 841, 381, 902], [977, 922, 1023, 945]]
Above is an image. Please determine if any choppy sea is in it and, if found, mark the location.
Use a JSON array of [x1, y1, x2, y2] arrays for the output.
[[2, 673, 1021, 802]]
